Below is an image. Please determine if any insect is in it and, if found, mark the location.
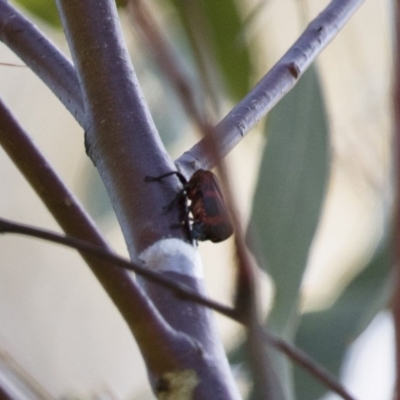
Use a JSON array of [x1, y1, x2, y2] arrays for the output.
[[145, 169, 234, 243]]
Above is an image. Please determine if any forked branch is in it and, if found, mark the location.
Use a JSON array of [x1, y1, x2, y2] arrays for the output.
[[0, 0, 363, 173], [0, 97, 195, 379], [177, 0, 364, 173], [0, 217, 357, 400]]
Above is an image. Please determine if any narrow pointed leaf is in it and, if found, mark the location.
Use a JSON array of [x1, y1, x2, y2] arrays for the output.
[[167, 0, 251, 101], [294, 231, 393, 400], [249, 65, 330, 335], [14, 0, 61, 27], [246, 64, 329, 399]]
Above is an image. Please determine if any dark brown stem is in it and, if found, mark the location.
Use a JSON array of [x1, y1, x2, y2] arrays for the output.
[[174, 0, 220, 115], [0, 216, 356, 400], [0, 217, 237, 320], [126, 0, 211, 135], [234, 236, 286, 399], [263, 330, 358, 400]]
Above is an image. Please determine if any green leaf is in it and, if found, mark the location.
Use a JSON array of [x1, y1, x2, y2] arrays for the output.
[[13, 0, 61, 27], [12, 0, 127, 28], [200, 0, 251, 101], [294, 231, 393, 400], [247, 64, 330, 400], [167, 0, 251, 102], [249, 65, 330, 335]]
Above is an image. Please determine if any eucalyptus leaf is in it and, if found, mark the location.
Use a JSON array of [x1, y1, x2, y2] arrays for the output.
[[245, 64, 329, 399], [294, 231, 393, 400], [249, 65, 330, 336], [199, 0, 251, 101], [13, 0, 61, 27], [167, 0, 251, 103], [12, 0, 127, 28]]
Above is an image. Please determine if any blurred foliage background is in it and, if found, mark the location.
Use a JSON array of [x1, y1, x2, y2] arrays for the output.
[[0, 0, 393, 399]]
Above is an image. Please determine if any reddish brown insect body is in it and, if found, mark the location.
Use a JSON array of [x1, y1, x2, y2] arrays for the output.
[[145, 169, 233, 243], [185, 170, 233, 243]]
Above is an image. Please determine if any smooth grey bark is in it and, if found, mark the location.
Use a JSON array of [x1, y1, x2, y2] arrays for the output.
[[55, 0, 240, 398]]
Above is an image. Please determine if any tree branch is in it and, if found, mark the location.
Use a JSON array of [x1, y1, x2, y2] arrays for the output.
[[0, 217, 237, 320], [232, 235, 286, 399], [0, 1, 84, 126], [55, 1, 240, 397], [0, 1, 363, 397], [126, 0, 211, 136], [176, 0, 364, 173], [0, 96, 195, 380], [56, 0, 186, 253], [125, 9, 278, 395], [0, 0, 363, 173], [262, 330, 357, 400], [0, 216, 357, 400]]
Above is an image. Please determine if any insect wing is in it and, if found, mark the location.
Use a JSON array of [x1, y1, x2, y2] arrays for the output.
[[188, 171, 234, 242]]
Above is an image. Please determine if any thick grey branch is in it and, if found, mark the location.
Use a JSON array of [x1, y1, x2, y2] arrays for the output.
[[176, 0, 364, 173], [56, 0, 185, 254], [56, 1, 240, 397]]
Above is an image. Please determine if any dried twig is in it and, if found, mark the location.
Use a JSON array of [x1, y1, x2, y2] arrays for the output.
[[0, 217, 356, 400]]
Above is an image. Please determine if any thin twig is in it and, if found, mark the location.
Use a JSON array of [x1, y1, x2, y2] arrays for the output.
[[177, 0, 364, 172], [263, 330, 358, 400], [0, 62, 26, 67], [0, 1, 361, 397], [0, 97, 190, 374], [234, 236, 285, 399], [126, 0, 211, 135], [0, 217, 357, 400], [170, 2, 363, 396], [0, 217, 238, 321], [128, 5, 276, 395]]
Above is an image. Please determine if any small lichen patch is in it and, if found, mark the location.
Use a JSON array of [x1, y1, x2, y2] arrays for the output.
[[157, 369, 200, 400]]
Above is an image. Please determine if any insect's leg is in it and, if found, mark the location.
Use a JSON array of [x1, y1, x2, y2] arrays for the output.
[[165, 193, 194, 244], [145, 170, 189, 211], [145, 170, 195, 244], [144, 171, 187, 185], [163, 191, 184, 212], [169, 220, 196, 246]]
